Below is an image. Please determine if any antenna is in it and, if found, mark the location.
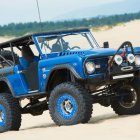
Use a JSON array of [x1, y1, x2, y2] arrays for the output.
[[35, 0, 42, 29]]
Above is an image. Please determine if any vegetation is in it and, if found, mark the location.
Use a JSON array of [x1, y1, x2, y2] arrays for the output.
[[0, 11, 140, 36]]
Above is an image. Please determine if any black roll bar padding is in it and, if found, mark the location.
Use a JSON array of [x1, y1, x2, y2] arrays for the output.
[[108, 41, 134, 75], [10, 43, 15, 65], [16, 46, 22, 51]]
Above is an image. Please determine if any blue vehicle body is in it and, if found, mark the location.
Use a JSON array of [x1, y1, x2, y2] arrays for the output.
[[6, 48, 140, 97], [0, 28, 140, 98], [1, 28, 140, 131]]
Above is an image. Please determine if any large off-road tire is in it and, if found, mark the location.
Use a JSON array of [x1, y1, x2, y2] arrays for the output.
[[111, 78, 140, 115], [49, 82, 92, 126], [0, 50, 19, 66], [0, 93, 21, 133]]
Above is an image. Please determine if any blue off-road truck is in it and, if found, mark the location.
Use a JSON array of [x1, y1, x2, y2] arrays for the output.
[[0, 28, 140, 132]]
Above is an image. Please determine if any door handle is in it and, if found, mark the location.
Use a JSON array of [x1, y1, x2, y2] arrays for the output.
[[17, 70, 27, 74]]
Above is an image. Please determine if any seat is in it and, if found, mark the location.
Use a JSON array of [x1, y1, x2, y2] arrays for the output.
[[51, 43, 62, 52], [21, 46, 34, 64], [19, 46, 37, 69], [19, 46, 39, 90]]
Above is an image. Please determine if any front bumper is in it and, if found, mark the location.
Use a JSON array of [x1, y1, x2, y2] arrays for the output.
[[86, 74, 106, 84], [86, 67, 139, 85]]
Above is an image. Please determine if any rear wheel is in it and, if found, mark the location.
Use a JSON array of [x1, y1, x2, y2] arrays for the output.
[[49, 82, 92, 126], [0, 93, 21, 133], [111, 78, 140, 115]]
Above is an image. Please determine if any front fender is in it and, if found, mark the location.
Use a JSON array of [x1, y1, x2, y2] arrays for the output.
[[39, 63, 84, 92], [38, 55, 86, 91], [47, 64, 83, 80]]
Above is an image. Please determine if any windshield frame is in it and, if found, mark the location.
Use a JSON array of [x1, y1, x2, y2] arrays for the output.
[[33, 30, 100, 56]]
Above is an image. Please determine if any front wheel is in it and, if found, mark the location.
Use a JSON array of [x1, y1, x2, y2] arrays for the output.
[[111, 78, 140, 115], [49, 82, 92, 126]]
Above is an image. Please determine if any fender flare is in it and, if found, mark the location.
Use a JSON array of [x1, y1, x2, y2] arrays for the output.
[[0, 77, 16, 97], [45, 64, 83, 90]]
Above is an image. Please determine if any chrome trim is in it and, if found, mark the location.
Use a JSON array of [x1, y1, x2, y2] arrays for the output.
[[121, 66, 133, 71], [28, 90, 39, 94], [113, 74, 134, 80]]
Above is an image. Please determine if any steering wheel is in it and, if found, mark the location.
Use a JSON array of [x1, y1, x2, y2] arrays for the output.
[[71, 46, 81, 50]]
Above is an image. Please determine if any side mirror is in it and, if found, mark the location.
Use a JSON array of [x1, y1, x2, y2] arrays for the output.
[[103, 42, 109, 48]]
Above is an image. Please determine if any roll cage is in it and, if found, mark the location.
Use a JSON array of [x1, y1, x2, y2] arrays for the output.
[[0, 28, 99, 66], [36, 32, 95, 53]]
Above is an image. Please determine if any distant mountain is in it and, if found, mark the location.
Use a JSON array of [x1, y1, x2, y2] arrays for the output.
[[54, 0, 140, 20]]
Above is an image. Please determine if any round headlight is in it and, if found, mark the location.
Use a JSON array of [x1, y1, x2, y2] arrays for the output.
[[127, 54, 135, 64], [114, 55, 123, 65], [135, 55, 140, 67], [85, 62, 95, 74]]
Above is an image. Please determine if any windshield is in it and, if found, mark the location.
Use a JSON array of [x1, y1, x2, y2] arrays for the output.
[[36, 32, 99, 54]]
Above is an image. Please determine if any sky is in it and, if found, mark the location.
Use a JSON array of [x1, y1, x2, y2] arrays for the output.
[[0, 0, 138, 25]]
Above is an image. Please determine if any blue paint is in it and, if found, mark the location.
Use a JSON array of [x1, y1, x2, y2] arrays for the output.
[[4, 29, 140, 97], [19, 56, 39, 69], [56, 94, 77, 120], [0, 104, 6, 127], [134, 47, 140, 54], [19, 57, 29, 69], [7, 65, 29, 96]]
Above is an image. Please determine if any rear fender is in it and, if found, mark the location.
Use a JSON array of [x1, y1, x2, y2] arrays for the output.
[[6, 73, 29, 97], [0, 78, 16, 97]]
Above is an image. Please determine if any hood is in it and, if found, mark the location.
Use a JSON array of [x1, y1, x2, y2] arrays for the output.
[[82, 48, 116, 57], [60, 47, 140, 57], [47, 47, 140, 59], [134, 47, 140, 54], [82, 47, 140, 57], [59, 48, 117, 58]]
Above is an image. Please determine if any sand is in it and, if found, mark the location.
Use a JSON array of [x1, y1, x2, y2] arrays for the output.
[[1, 105, 140, 140], [0, 20, 140, 139], [94, 20, 140, 48]]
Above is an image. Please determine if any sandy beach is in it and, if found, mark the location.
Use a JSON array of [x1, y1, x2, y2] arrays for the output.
[[0, 20, 140, 140]]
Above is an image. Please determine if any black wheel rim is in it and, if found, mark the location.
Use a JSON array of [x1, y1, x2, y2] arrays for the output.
[[119, 86, 137, 109]]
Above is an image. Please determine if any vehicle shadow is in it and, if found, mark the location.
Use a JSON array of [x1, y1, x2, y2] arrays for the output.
[[89, 113, 130, 124], [21, 123, 57, 131], [21, 113, 131, 131]]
